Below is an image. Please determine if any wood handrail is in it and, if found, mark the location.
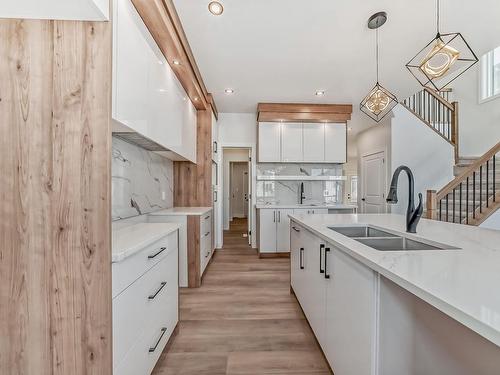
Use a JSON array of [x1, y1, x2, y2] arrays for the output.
[[437, 141, 500, 201], [424, 88, 455, 111]]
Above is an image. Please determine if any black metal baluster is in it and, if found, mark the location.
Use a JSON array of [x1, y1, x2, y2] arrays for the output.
[[494, 155, 496, 202], [487, 160, 490, 207], [473, 172, 476, 219], [480, 165, 483, 213], [466, 177, 469, 224], [452, 188, 456, 223], [446, 194, 449, 222], [459, 183, 463, 224]]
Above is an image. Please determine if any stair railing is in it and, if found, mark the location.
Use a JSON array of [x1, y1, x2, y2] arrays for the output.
[[402, 88, 459, 163], [427, 141, 500, 225]]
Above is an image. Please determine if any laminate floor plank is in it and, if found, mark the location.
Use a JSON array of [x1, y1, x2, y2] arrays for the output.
[[152, 218, 332, 375]]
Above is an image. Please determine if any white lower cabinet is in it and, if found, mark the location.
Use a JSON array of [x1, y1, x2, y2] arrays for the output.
[[258, 209, 293, 253], [113, 230, 179, 375], [290, 222, 377, 375]]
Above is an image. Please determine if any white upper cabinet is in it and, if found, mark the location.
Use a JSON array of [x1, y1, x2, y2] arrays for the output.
[[324, 123, 347, 163], [258, 122, 347, 163], [281, 123, 303, 162], [303, 123, 325, 162], [258, 122, 282, 162], [112, 0, 196, 162], [0, 0, 109, 21]]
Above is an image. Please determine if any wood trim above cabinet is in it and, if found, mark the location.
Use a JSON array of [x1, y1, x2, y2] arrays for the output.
[[258, 103, 353, 123], [131, 0, 217, 113]]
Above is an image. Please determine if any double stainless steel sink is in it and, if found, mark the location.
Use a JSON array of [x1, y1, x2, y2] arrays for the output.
[[329, 225, 458, 251]]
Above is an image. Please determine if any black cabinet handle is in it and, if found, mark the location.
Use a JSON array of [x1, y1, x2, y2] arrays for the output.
[[149, 327, 167, 353], [300, 247, 304, 270], [214, 191, 218, 202], [214, 141, 218, 153], [292, 226, 300, 232], [148, 282, 167, 300], [319, 244, 325, 274], [148, 247, 166, 259], [324, 247, 331, 279]]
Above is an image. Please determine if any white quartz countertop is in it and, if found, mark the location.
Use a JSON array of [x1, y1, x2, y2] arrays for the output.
[[256, 203, 357, 210], [112, 223, 180, 263], [289, 213, 500, 347], [149, 207, 213, 216]]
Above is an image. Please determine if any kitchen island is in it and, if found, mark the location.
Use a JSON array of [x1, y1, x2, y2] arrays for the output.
[[289, 213, 500, 375]]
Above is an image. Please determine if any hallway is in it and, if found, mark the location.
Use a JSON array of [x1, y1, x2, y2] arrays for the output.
[[153, 218, 331, 374]]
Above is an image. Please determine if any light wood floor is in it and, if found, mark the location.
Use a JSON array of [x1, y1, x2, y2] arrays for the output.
[[152, 218, 332, 375]]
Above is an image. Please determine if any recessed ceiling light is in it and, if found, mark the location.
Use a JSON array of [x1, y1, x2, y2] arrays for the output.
[[208, 1, 224, 16], [315, 90, 326, 96], [225, 88, 235, 94], [173, 60, 181, 66]]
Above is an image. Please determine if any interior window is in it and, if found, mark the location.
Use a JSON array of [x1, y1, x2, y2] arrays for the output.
[[480, 46, 500, 102]]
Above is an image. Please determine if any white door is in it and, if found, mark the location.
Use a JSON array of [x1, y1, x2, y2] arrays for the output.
[[231, 162, 247, 218], [303, 123, 325, 162], [259, 209, 277, 253], [361, 151, 387, 213], [324, 245, 377, 375], [258, 122, 281, 162], [324, 123, 347, 163], [281, 123, 303, 162], [276, 209, 293, 253]]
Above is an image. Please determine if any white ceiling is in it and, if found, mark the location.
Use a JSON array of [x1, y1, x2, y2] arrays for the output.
[[173, 0, 500, 131]]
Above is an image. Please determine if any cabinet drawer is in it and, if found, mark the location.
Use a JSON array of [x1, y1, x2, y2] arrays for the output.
[[113, 248, 178, 367], [201, 212, 212, 235], [112, 230, 178, 298], [113, 295, 178, 375]]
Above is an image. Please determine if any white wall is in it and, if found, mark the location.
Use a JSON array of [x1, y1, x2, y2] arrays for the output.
[[453, 65, 500, 157], [218, 113, 258, 248], [390, 105, 455, 215], [480, 211, 500, 231], [356, 117, 392, 213]]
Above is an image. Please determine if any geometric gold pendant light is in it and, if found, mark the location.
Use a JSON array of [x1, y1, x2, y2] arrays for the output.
[[360, 12, 398, 123], [406, 0, 478, 91]]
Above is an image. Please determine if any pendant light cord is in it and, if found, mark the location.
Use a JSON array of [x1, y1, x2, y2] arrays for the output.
[[376, 26, 379, 83], [436, 0, 440, 35]]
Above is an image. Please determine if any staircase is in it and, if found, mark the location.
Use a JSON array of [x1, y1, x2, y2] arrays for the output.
[[426, 142, 500, 225], [402, 88, 500, 226]]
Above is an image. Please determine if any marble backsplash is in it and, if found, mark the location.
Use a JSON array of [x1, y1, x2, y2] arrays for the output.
[[256, 163, 344, 206], [112, 137, 173, 221]]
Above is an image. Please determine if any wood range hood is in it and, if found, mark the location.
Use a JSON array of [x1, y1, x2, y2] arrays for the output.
[[258, 103, 353, 123]]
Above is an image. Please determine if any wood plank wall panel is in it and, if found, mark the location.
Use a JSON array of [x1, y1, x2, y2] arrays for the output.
[[0, 19, 112, 375], [186, 216, 201, 287], [174, 109, 212, 207]]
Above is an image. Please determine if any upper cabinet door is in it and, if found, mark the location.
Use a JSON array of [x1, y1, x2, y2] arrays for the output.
[[258, 123, 281, 162], [324, 123, 347, 163], [281, 123, 303, 162], [0, 0, 109, 21], [303, 123, 325, 162]]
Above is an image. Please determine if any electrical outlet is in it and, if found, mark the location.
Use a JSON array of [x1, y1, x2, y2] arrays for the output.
[[162, 191, 166, 200]]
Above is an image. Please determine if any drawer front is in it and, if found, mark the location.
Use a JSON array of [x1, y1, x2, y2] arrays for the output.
[[113, 247, 178, 367], [200, 231, 212, 273], [112, 231, 178, 298], [113, 297, 178, 375], [201, 212, 212, 236]]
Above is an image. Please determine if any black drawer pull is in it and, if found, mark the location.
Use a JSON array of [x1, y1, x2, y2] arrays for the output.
[[292, 226, 300, 232], [205, 215, 210, 220], [299, 247, 304, 270], [149, 327, 167, 353], [148, 247, 166, 259], [204, 231, 210, 237], [148, 282, 167, 300], [319, 244, 325, 274], [325, 247, 331, 279]]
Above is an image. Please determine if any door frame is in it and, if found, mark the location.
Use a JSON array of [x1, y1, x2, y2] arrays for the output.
[[229, 161, 249, 219], [220, 143, 257, 249], [360, 150, 388, 214]]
